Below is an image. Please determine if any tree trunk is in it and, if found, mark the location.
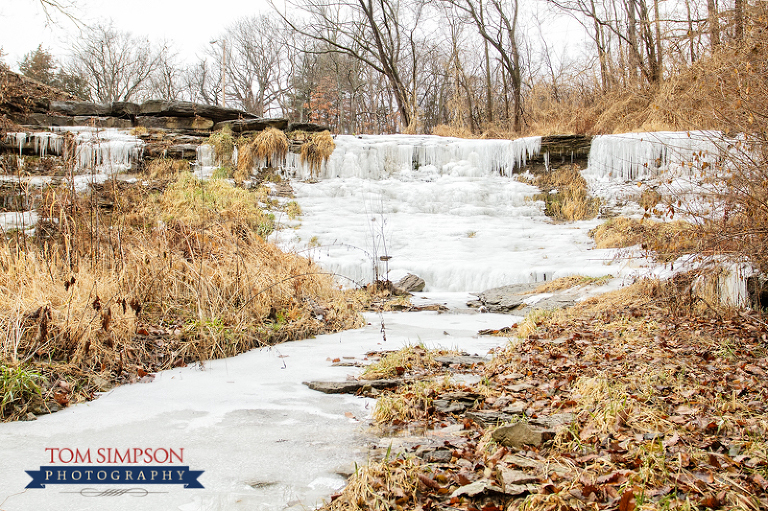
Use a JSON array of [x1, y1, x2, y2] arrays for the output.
[[484, 39, 493, 124], [708, 0, 721, 48], [734, 0, 744, 42]]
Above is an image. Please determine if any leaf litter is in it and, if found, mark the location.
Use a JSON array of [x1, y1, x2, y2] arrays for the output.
[[324, 278, 768, 511]]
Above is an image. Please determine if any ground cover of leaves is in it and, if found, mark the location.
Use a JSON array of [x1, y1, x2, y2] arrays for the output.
[[326, 280, 768, 511]]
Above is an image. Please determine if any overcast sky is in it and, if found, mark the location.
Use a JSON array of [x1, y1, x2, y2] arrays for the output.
[[1, 0, 587, 77], [0, 0, 273, 70]]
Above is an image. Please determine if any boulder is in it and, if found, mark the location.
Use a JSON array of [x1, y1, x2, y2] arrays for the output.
[[49, 101, 112, 117], [394, 273, 425, 294], [213, 117, 289, 133], [287, 122, 330, 133], [135, 116, 214, 131], [492, 422, 556, 449], [139, 100, 254, 123], [110, 102, 140, 117], [415, 447, 453, 463], [468, 282, 578, 313]]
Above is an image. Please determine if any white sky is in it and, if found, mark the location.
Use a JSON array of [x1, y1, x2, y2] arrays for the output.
[[0, 0, 589, 78], [0, 0, 273, 70]]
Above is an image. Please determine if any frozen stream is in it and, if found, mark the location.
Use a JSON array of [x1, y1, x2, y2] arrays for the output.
[[0, 310, 513, 511], [0, 132, 678, 510]]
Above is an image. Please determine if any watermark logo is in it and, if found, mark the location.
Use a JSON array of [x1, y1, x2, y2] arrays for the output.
[[25, 447, 205, 494], [26, 466, 204, 489]]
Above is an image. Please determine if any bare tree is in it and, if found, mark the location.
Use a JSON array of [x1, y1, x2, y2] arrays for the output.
[[221, 15, 289, 115], [276, 0, 430, 132], [447, 0, 525, 131], [180, 59, 222, 105], [147, 47, 183, 101], [67, 24, 165, 103]]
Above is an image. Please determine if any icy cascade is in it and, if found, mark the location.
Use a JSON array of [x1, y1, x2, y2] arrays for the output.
[[286, 134, 542, 180], [585, 131, 724, 181], [5, 132, 65, 158], [4, 132, 27, 156], [196, 143, 215, 167], [32, 132, 63, 157], [64, 128, 144, 172], [275, 175, 613, 292]]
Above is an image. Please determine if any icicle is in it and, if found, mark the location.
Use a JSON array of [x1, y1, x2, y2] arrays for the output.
[[73, 129, 144, 173], [284, 134, 543, 180], [6, 132, 27, 157], [196, 144, 215, 167], [585, 131, 725, 181], [32, 132, 63, 158]]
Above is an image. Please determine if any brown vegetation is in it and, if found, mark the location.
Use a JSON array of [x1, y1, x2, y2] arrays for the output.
[[522, 165, 600, 222], [326, 278, 768, 511], [0, 174, 362, 421], [300, 131, 335, 176], [589, 217, 699, 262]]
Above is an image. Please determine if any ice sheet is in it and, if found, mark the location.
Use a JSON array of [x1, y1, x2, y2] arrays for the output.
[[0, 311, 515, 511]]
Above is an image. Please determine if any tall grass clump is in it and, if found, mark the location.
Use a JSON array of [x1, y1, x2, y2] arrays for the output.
[[236, 127, 289, 181], [589, 217, 698, 262], [300, 131, 335, 176]]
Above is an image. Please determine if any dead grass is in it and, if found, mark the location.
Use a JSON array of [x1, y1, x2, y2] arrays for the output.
[[325, 457, 423, 510], [523, 165, 600, 221], [300, 131, 335, 176], [361, 345, 441, 380], [207, 131, 235, 165], [0, 174, 363, 420], [431, 124, 478, 138], [236, 128, 289, 181], [530, 275, 612, 294], [589, 217, 698, 262], [143, 158, 189, 179]]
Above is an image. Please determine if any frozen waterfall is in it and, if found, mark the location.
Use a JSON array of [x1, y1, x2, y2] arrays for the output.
[[585, 131, 725, 181], [285, 134, 542, 180]]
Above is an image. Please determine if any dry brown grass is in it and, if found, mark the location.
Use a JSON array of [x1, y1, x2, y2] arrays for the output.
[[430, 124, 478, 138], [325, 457, 423, 511], [300, 131, 335, 176], [143, 158, 189, 179], [589, 217, 698, 262], [361, 345, 441, 380], [530, 274, 612, 294], [207, 131, 235, 165], [252, 127, 289, 163], [236, 128, 289, 181], [524, 165, 600, 221], [0, 174, 363, 420]]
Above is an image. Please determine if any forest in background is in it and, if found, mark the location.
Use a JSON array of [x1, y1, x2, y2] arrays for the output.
[[2, 0, 765, 136]]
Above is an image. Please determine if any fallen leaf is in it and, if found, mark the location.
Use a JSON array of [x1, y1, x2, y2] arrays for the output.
[[619, 487, 639, 511]]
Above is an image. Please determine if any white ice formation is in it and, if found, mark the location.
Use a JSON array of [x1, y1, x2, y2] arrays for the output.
[[70, 128, 144, 172], [284, 134, 542, 180], [585, 130, 725, 181]]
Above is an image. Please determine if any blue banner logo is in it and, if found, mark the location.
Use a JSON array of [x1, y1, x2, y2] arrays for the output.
[[25, 466, 204, 489]]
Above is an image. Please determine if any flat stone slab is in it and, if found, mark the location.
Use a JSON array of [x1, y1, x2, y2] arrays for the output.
[[303, 379, 402, 394], [465, 410, 525, 426], [435, 355, 487, 366], [492, 422, 557, 448], [468, 282, 585, 314], [213, 118, 289, 133]]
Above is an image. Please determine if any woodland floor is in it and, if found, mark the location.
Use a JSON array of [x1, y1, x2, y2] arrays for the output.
[[324, 279, 768, 511]]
